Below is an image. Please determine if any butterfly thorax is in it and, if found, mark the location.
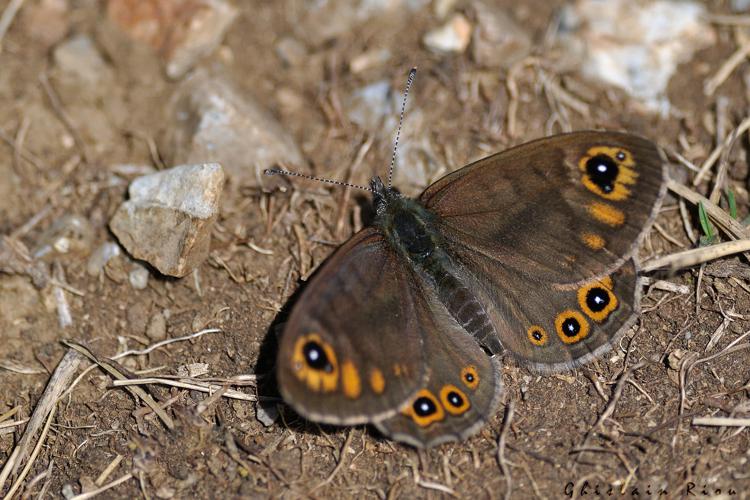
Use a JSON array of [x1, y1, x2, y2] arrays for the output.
[[370, 176, 503, 353], [371, 176, 439, 264]]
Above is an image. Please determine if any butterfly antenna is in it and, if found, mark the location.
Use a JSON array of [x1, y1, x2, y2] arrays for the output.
[[265, 167, 374, 193], [387, 67, 417, 189]]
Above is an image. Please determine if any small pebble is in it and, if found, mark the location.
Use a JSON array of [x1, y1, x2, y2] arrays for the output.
[[129, 263, 150, 290], [423, 14, 472, 54], [256, 401, 280, 427], [146, 311, 167, 341], [53, 33, 113, 84]]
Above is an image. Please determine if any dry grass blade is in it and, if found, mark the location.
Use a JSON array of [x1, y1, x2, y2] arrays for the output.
[[0, 406, 20, 424], [111, 328, 222, 359], [707, 13, 750, 26], [0, 0, 25, 50], [1, 349, 83, 482], [704, 42, 750, 96], [3, 403, 57, 499], [667, 180, 748, 240], [310, 428, 355, 492], [496, 401, 515, 500], [692, 417, 750, 427], [642, 239, 750, 272], [0, 418, 28, 431], [64, 341, 175, 430], [692, 116, 750, 185], [95, 455, 123, 487], [0, 448, 19, 494], [69, 473, 134, 500], [111, 378, 256, 401]]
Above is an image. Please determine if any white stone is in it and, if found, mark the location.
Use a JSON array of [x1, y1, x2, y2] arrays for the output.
[[557, 0, 715, 112], [423, 14, 472, 54], [110, 163, 224, 277]]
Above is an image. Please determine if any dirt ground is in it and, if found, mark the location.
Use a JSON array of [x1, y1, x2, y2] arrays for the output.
[[1, 0, 750, 498]]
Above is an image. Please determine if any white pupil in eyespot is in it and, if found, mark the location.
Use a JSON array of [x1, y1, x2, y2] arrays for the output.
[[594, 296, 605, 304], [308, 349, 319, 361], [419, 402, 430, 412], [597, 164, 608, 173]]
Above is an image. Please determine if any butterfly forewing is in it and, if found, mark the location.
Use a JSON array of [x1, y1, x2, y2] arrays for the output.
[[420, 131, 665, 287], [276, 228, 429, 425]]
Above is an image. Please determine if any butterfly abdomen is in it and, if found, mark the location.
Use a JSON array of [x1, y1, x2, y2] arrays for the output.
[[434, 272, 503, 354]]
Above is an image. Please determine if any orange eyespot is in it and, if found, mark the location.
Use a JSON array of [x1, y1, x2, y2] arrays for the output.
[[578, 279, 618, 322], [291, 333, 339, 392], [555, 310, 590, 344], [402, 389, 444, 427], [578, 146, 638, 201], [527, 326, 548, 346], [439, 384, 471, 415], [460, 366, 480, 390]]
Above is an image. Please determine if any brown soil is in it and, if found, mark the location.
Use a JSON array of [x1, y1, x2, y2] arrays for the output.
[[1, 1, 749, 498]]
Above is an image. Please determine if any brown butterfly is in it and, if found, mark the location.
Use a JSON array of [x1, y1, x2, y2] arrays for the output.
[[272, 73, 666, 448]]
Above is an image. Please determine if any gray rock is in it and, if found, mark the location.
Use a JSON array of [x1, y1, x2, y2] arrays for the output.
[[346, 80, 393, 131], [53, 33, 113, 85], [275, 36, 308, 67], [256, 400, 279, 427], [110, 163, 224, 277], [164, 0, 238, 79], [164, 70, 305, 189], [471, 1, 531, 68]]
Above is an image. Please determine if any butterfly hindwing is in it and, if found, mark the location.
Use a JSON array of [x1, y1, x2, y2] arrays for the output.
[[443, 252, 641, 372], [375, 281, 504, 447]]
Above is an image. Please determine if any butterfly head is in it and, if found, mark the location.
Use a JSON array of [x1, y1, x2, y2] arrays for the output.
[[371, 176, 403, 216]]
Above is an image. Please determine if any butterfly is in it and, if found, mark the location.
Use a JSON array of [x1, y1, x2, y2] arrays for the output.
[[272, 79, 666, 449]]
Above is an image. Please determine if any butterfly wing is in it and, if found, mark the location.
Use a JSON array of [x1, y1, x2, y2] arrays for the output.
[[276, 227, 430, 425], [420, 131, 665, 287], [375, 280, 504, 448], [446, 250, 641, 372]]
